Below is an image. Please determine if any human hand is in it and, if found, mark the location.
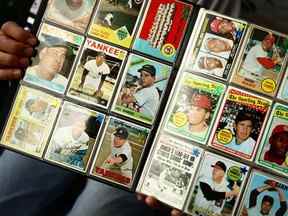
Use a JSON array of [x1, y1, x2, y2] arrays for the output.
[[136, 194, 184, 216], [0, 21, 38, 80]]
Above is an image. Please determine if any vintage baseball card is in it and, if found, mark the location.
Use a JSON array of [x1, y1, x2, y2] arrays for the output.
[[45, 101, 105, 172], [45, 0, 97, 33], [277, 66, 288, 102], [185, 152, 249, 216], [0, 86, 61, 157], [90, 116, 150, 187], [140, 133, 203, 210], [164, 72, 226, 145], [238, 170, 288, 216], [210, 87, 272, 161], [67, 38, 127, 108], [183, 9, 247, 80], [88, 0, 145, 48], [256, 103, 288, 177], [132, 0, 193, 63], [23, 23, 84, 94], [231, 25, 288, 96], [112, 54, 172, 125]]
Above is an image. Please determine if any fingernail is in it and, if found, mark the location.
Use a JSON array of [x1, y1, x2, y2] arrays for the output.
[[27, 37, 38, 46], [19, 58, 29, 67], [23, 47, 33, 56]]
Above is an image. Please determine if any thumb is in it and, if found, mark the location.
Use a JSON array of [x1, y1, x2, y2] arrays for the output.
[[0, 68, 22, 80]]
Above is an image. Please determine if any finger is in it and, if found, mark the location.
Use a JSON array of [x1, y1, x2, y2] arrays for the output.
[[0, 68, 22, 80], [1, 22, 38, 46], [136, 193, 145, 201], [0, 34, 34, 57], [171, 209, 183, 216], [0, 51, 29, 68], [145, 196, 160, 208]]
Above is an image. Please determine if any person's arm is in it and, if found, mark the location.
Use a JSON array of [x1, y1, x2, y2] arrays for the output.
[[275, 188, 287, 216], [199, 182, 226, 200], [0, 22, 37, 80], [96, 74, 107, 92], [249, 185, 272, 208]]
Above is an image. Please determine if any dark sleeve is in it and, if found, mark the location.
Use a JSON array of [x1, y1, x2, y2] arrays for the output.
[[249, 189, 260, 208], [118, 154, 128, 162], [199, 182, 226, 201], [275, 201, 287, 216], [83, 68, 89, 76]]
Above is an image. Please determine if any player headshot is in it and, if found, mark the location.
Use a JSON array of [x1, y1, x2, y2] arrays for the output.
[[121, 64, 160, 119], [210, 17, 237, 40], [186, 93, 212, 137], [264, 124, 288, 166], [79, 51, 110, 98], [242, 183, 287, 216], [198, 56, 224, 71], [102, 127, 133, 179], [24, 98, 49, 120], [194, 161, 240, 215], [205, 37, 232, 53], [26, 36, 70, 86], [226, 111, 256, 155]]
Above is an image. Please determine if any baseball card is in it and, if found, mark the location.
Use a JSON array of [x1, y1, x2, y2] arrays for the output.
[[67, 38, 127, 108], [112, 54, 172, 125], [90, 117, 150, 187], [256, 103, 288, 176], [185, 152, 249, 216], [45, 0, 97, 33], [45, 101, 105, 172], [183, 9, 247, 80], [23, 23, 84, 94], [0, 86, 61, 157], [231, 25, 288, 96], [238, 170, 288, 216], [210, 87, 272, 161], [132, 0, 193, 63], [88, 0, 145, 48], [164, 72, 226, 145], [139, 133, 203, 210], [277, 66, 288, 102]]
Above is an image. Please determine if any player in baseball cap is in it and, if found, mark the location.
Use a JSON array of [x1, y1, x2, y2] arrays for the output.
[[264, 124, 288, 165]]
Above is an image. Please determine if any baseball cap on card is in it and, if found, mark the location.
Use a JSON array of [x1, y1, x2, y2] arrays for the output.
[[211, 161, 227, 172], [191, 94, 212, 110], [41, 35, 74, 57], [269, 124, 288, 145], [95, 51, 105, 57], [113, 127, 128, 139], [138, 64, 156, 77]]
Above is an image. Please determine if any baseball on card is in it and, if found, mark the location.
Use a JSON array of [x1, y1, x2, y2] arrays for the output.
[[185, 152, 249, 216], [132, 0, 193, 63], [140, 133, 203, 210], [238, 170, 288, 216], [231, 25, 288, 96], [45, 102, 105, 172], [183, 10, 247, 80], [45, 0, 97, 33], [112, 54, 172, 125], [1, 86, 61, 157], [88, 0, 145, 48], [256, 103, 288, 176], [164, 72, 225, 145], [277, 66, 288, 102], [90, 117, 150, 187], [67, 38, 127, 108], [23, 23, 84, 94], [210, 87, 272, 161]]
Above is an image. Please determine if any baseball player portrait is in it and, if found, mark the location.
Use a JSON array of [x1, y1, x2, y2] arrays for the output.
[[102, 127, 133, 179], [120, 64, 160, 119], [192, 160, 240, 216], [78, 51, 111, 98]]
